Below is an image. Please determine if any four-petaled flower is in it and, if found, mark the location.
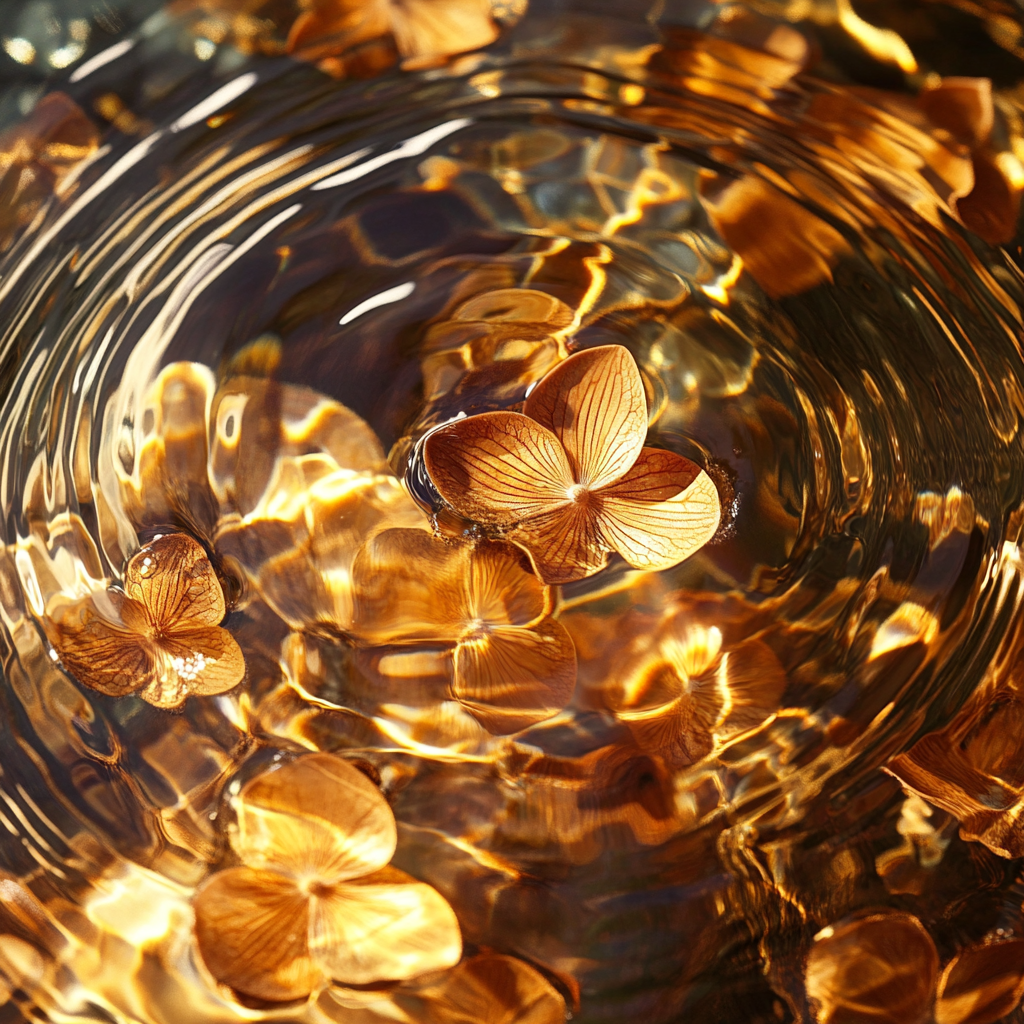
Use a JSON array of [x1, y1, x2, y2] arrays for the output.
[[45, 533, 244, 708], [193, 753, 461, 1002], [424, 345, 721, 584], [351, 528, 576, 734]]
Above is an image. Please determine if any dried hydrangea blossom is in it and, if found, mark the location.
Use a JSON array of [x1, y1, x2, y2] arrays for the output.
[[45, 534, 244, 708], [193, 753, 461, 1002], [424, 345, 721, 585], [351, 528, 577, 734]]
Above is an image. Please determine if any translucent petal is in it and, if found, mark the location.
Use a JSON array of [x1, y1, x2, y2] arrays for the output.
[[124, 534, 226, 631], [351, 527, 473, 644], [233, 754, 397, 884], [422, 953, 567, 1024], [139, 626, 244, 708], [424, 411, 573, 527], [310, 873, 461, 984], [45, 593, 152, 698], [453, 619, 577, 734], [597, 450, 720, 572], [391, 0, 498, 60], [509, 504, 608, 585], [524, 345, 647, 490], [193, 866, 319, 1002], [467, 540, 549, 628]]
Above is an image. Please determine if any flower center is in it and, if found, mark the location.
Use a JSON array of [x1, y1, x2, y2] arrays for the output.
[[568, 483, 590, 505]]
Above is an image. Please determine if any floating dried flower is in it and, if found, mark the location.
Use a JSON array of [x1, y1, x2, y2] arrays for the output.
[[193, 753, 461, 1002], [45, 534, 244, 708], [351, 528, 576, 734], [424, 345, 721, 585]]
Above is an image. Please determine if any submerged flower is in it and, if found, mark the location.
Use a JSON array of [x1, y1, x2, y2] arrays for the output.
[[351, 528, 576, 734], [424, 345, 721, 585], [45, 534, 244, 708], [610, 620, 787, 767], [193, 753, 461, 1002]]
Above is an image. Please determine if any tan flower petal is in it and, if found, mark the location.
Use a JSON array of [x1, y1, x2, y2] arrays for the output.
[[935, 939, 1024, 1024], [424, 412, 573, 527], [524, 346, 647, 491], [510, 504, 607, 585], [468, 541, 549, 628], [596, 450, 720, 572], [805, 913, 938, 1024], [424, 953, 567, 1024], [193, 866, 319, 1002], [124, 534, 226, 631], [139, 626, 244, 708], [391, 0, 497, 59], [351, 528, 473, 644], [453, 619, 577, 734], [46, 594, 153, 698], [310, 875, 462, 985], [234, 754, 397, 884]]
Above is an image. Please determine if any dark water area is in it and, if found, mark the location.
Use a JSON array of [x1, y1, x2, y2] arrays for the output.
[[2, 1, 1024, 1022]]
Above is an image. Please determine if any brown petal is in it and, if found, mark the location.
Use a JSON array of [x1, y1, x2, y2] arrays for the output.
[[453, 619, 577, 734], [124, 534, 226, 631], [509, 504, 608, 585], [596, 450, 720, 572], [193, 866, 319, 1002], [424, 953, 567, 1024], [804, 913, 938, 1024], [424, 412, 573, 527], [45, 594, 153, 698], [234, 753, 397, 884], [468, 541, 549, 628], [138, 626, 244, 708], [935, 940, 1024, 1024], [310, 875, 462, 984], [524, 345, 647, 491], [391, 0, 498, 60], [351, 527, 472, 644]]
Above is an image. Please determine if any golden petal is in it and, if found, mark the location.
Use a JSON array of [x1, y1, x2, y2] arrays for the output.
[[453, 619, 577, 734], [804, 913, 938, 1024], [468, 541, 550, 628], [391, 0, 497, 60], [596, 450, 720, 572], [719, 638, 787, 734], [351, 528, 473, 644], [424, 412, 573, 527], [45, 594, 153, 698], [524, 345, 647, 491], [310, 875, 462, 985], [193, 866, 320, 1002], [422, 953, 567, 1024], [124, 534, 226, 631], [509, 504, 608, 585], [234, 754, 397, 884], [935, 939, 1024, 1024], [139, 626, 244, 708]]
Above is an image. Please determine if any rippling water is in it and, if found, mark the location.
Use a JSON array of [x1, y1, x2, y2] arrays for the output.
[[3, 1, 1024, 1021]]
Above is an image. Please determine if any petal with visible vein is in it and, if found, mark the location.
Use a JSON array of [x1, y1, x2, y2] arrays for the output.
[[424, 412, 572, 526], [524, 346, 647, 490]]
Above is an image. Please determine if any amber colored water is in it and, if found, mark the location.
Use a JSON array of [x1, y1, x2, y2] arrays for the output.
[[3, 1, 1024, 1022]]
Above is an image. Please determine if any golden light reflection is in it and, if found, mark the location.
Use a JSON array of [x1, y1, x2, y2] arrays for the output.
[[194, 753, 461, 1001], [425, 345, 721, 584]]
